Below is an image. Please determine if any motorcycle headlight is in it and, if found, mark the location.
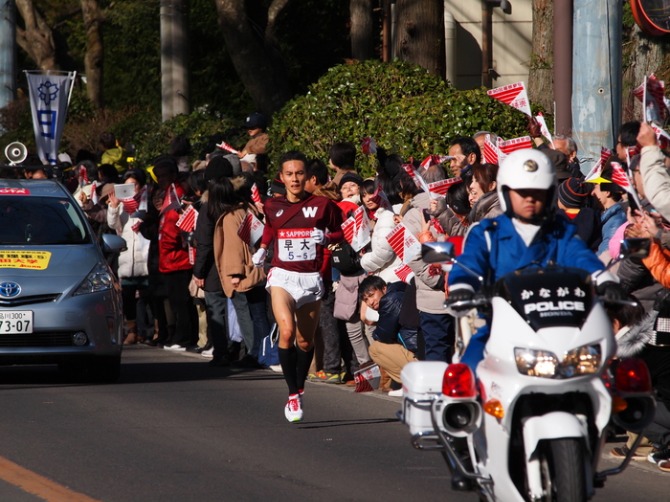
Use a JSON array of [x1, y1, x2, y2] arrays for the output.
[[73, 261, 115, 295], [514, 344, 602, 379]]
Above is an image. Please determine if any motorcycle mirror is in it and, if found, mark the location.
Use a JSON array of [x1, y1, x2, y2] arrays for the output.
[[421, 241, 455, 264], [618, 238, 650, 261]]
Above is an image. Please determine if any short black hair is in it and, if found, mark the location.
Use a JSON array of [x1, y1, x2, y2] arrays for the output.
[[619, 121, 641, 147], [306, 158, 329, 186], [99, 132, 116, 150], [450, 136, 481, 165], [279, 150, 308, 170], [359, 275, 387, 301], [329, 142, 356, 170]]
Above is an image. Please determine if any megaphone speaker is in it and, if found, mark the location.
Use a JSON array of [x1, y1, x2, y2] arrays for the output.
[[5, 142, 28, 165]]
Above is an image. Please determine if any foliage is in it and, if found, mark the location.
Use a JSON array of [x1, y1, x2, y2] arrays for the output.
[[269, 60, 528, 177]]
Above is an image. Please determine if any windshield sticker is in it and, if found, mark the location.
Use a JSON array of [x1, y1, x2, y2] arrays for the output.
[[0, 188, 30, 196], [0, 251, 51, 269]]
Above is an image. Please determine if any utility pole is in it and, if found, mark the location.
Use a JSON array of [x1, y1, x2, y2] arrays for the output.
[[571, 0, 621, 172], [553, 0, 572, 136]]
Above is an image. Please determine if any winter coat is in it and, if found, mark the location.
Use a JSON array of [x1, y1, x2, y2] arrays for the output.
[[193, 201, 223, 293], [642, 240, 670, 288], [106, 203, 150, 280], [158, 184, 192, 274], [597, 203, 627, 256], [639, 144, 670, 222], [213, 206, 266, 297], [449, 213, 605, 292], [360, 205, 402, 283], [468, 190, 502, 224]]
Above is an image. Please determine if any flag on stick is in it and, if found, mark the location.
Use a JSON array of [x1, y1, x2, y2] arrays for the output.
[[176, 205, 198, 232], [487, 82, 532, 116]]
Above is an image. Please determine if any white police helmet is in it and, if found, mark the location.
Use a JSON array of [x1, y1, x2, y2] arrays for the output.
[[496, 148, 556, 216]]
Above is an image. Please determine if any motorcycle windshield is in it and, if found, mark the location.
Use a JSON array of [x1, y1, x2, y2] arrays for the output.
[[494, 267, 594, 331]]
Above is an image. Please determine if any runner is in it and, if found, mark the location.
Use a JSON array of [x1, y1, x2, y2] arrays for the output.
[[252, 151, 343, 422]]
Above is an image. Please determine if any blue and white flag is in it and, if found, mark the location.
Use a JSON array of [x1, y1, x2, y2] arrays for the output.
[[25, 71, 76, 165]]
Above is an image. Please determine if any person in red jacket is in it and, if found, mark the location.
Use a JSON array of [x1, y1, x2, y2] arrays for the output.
[[155, 156, 198, 351], [252, 151, 343, 422]]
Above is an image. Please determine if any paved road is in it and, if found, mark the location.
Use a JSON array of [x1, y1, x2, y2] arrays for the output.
[[0, 345, 666, 501]]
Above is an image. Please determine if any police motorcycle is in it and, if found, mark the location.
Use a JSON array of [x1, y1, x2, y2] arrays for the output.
[[399, 238, 656, 501]]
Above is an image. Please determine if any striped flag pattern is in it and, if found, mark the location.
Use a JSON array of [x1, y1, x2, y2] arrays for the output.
[[487, 81, 532, 116], [251, 183, 262, 204], [237, 211, 265, 247], [176, 205, 198, 232], [427, 177, 462, 197], [386, 223, 421, 263], [498, 136, 533, 155]]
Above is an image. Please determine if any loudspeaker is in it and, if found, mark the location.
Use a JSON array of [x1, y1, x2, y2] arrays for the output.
[[4, 142, 28, 165]]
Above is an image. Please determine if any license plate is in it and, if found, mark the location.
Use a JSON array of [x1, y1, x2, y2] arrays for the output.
[[0, 311, 33, 334]]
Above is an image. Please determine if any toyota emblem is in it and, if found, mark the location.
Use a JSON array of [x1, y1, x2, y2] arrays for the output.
[[0, 282, 22, 298]]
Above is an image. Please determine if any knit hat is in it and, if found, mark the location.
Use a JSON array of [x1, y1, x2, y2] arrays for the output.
[[338, 172, 364, 189], [557, 177, 592, 209]]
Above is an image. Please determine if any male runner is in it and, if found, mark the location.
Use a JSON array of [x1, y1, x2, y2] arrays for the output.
[[252, 151, 343, 422]]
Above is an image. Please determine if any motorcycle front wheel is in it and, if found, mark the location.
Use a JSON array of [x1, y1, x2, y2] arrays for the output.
[[540, 438, 587, 502]]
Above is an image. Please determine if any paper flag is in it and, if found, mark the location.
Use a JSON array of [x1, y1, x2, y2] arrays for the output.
[[487, 82, 532, 116]]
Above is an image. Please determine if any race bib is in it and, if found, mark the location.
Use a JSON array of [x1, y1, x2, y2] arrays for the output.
[[278, 228, 315, 262]]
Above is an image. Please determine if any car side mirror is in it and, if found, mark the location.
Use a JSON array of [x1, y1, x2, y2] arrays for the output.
[[421, 241, 456, 264], [619, 238, 651, 261]]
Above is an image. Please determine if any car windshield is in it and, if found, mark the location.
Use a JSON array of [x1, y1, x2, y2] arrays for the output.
[[0, 196, 90, 245]]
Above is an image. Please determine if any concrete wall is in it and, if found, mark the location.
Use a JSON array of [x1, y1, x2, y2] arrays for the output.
[[445, 1, 532, 89]]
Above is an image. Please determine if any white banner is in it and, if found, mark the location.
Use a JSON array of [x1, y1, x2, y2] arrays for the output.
[[25, 71, 76, 165]]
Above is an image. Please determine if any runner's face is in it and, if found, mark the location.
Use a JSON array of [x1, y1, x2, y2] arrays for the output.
[[280, 160, 307, 199]]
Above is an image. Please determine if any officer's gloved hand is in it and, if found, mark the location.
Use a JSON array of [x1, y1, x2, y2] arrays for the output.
[[446, 288, 474, 311], [596, 281, 627, 303]]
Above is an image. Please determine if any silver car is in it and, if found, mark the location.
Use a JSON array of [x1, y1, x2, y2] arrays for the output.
[[0, 179, 125, 382]]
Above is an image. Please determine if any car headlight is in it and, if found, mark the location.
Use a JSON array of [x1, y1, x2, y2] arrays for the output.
[[514, 344, 602, 379], [73, 261, 115, 295]]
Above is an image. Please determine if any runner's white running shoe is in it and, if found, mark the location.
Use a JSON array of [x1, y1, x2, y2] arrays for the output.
[[284, 394, 303, 423]]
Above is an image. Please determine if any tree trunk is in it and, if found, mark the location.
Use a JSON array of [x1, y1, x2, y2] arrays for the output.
[[527, 0, 554, 113], [350, 0, 375, 60], [393, 0, 444, 76], [80, 0, 104, 109], [15, 0, 58, 71], [214, 0, 292, 116], [622, 24, 668, 122]]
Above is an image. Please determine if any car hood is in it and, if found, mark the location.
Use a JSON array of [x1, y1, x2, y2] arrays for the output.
[[0, 245, 102, 295]]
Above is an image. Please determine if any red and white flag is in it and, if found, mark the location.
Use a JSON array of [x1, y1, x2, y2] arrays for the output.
[[482, 134, 500, 164], [237, 211, 265, 247], [393, 263, 415, 284], [120, 186, 146, 215], [610, 161, 643, 210], [419, 154, 453, 170], [427, 177, 462, 197], [161, 183, 181, 214], [498, 136, 533, 155], [251, 183, 262, 204], [633, 74, 668, 123], [176, 204, 198, 232], [487, 81, 532, 116], [89, 181, 98, 205], [216, 141, 239, 155], [361, 137, 377, 155], [78, 165, 89, 187], [651, 123, 670, 150], [341, 206, 371, 252], [402, 161, 423, 189], [386, 223, 421, 263], [535, 112, 553, 144], [585, 147, 612, 183]]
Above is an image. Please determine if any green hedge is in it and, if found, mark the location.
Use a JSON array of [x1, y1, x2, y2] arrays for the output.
[[269, 60, 530, 177]]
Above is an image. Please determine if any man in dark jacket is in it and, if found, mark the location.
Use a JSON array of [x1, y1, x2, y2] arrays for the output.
[[360, 275, 418, 395]]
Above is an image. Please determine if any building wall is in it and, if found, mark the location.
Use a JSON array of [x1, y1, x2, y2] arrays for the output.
[[445, 1, 532, 89]]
